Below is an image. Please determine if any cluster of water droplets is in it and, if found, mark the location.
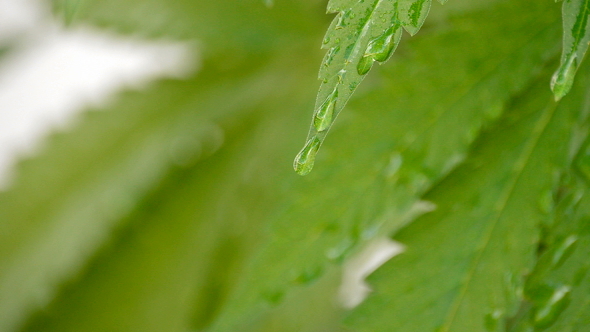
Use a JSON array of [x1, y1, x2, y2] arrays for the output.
[[294, 5, 407, 175], [357, 25, 403, 75]]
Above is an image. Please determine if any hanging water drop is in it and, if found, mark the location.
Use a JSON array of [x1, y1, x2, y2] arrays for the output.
[[293, 136, 321, 176], [365, 26, 401, 62], [314, 87, 338, 132], [551, 53, 578, 101], [533, 285, 571, 329], [357, 55, 374, 75]]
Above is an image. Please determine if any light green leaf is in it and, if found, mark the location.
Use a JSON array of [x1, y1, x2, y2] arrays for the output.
[[53, 0, 322, 54], [0, 53, 287, 332], [503, 133, 590, 331], [295, 0, 439, 175], [551, 0, 590, 100], [346, 62, 590, 332], [17, 48, 334, 332], [207, 1, 562, 330]]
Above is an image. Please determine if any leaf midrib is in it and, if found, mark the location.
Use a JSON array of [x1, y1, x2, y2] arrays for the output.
[[439, 100, 559, 331]]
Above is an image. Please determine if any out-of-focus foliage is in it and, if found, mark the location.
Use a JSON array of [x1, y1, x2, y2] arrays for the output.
[[0, 0, 588, 332]]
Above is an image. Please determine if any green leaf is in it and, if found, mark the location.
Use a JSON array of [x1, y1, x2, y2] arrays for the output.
[[503, 134, 590, 331], [294, 0, 440, 175], [551, 0, 590, 100], [0, 53, 287, 332], [54, 0, 322, 55], [18, 48, 330, 332], [206, 1, 562, 330], [346, 60, 590, 332]]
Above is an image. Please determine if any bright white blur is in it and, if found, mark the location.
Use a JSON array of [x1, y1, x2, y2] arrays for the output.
[[0, 0, 194, 189]]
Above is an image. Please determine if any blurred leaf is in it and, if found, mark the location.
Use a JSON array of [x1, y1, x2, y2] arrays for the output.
[[54, 0, 324, 55], [551, 0, 590, 100], [0, 51, 294, 332], [503, 133, 590, 331], [345, 59, 590, 332]]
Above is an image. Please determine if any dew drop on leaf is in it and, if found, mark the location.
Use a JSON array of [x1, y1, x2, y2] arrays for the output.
[[551, 53, 578, 101], [323, 45, 340, 68], [367, 26, 401, 62], [293, 136, 321, 176], [314, 86, 338, 132], [357, 55, 374, 75]]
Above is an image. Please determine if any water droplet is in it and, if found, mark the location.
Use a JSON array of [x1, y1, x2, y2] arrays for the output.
[[550, 235, 578, 270], [322, 36, 331, 45], [484, 309, 503, 332], [336, 10, 351, 29], [337, 69, 346, 83], [533, 285, 571, 329], [295, 265, 324, 285], [293, 136, 321, 176], [551, 53, 578, 101], [314, 87, 338, 132], [323, 45, 340, 67], [357, 55, 374, 75], [364, 26, 401, 62]]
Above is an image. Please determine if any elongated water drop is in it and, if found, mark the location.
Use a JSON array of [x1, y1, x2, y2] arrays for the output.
[[314, 87, 338, 132], [323, 45, 340, 68], [357, 55, 374, 75], [365, 26, 402, 62], [551, 53, 578, 101], [534, 285, 571, 329], [294, 136, 321, 176]]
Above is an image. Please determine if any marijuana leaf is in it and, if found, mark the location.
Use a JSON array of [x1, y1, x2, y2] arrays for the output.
[[552, 0, 590, 100], [346, 55, 590, 332], [293, 0, 444, 175]]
